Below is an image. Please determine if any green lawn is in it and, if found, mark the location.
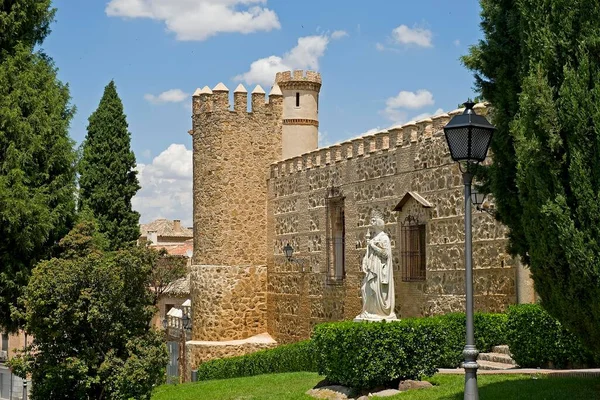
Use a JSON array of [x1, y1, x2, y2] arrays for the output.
[[151, 372, 600, 400]]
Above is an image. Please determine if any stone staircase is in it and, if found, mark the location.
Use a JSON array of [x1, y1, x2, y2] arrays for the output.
[[477, 345, 518, 370]]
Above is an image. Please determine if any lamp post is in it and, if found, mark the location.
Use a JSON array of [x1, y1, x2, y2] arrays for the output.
[[443, 101, 495, 400], [181, 313, 191, 383]]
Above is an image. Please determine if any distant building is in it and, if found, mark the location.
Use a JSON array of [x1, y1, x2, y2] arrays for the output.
[[139, 220, 193, 337], [139, 218, 193, 250]]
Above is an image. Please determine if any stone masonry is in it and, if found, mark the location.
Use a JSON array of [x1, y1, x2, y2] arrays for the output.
[[266, 104, 523, 343], [188, 71, 534, 369]]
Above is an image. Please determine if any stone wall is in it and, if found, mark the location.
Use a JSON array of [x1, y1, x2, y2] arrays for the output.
[[266, 104, 520, 343], [191, 85, 283, 267], [190, 265, 268, 341], [190, 83, 283, 344], [186, 333, 277, 369]]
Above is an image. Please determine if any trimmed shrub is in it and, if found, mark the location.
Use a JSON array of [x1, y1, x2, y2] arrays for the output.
[[312, 318, 445, 389], [506, 304, 598, 368], [410, 312, 508, 369], [312, 313, 508, 388], [195, 340, 317, 381]]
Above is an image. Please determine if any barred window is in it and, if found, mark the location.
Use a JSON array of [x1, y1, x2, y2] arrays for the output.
[[326, 187, 345, 282], [400, 215, 426, 282]]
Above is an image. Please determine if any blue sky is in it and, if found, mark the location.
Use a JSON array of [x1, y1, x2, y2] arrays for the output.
[[42, 0, 484, 226]]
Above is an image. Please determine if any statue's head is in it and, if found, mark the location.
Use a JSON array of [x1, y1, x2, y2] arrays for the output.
[[370, 210, 385, 232]]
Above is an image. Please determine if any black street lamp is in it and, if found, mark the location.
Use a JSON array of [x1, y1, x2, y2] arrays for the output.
[[443, 101, 495, 400], [283, 243, 294, 261], [282, 243, 308, 272]]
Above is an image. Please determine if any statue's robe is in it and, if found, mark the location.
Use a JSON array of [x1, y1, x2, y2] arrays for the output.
[[357, 230, 397, 321]]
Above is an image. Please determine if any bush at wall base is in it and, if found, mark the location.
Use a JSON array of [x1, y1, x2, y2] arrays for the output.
[[312, 318, 445, 389], [506, 304, 599, 368], [192, 312, 508, 386], [195, 340, 317, 381]]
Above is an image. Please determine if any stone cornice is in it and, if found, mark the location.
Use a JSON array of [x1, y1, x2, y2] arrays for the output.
[[277, 81, 322, 92], [283, 118, 319, 127]]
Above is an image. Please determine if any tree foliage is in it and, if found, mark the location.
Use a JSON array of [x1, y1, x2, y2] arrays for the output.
[[0, 44, 77, 331], [13, 221, 167, 399], [78, 80, 141, 251], [0, 0, 55, 57], [148, 249, 188, 305], [463, 0, 600, 353]]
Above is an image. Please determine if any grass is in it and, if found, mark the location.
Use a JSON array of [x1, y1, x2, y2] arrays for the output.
[[151, 372, 600, 400]]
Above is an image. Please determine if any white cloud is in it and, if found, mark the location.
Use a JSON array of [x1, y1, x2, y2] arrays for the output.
[[386, 89, 434, 109], [235, 33, 336, 86], [381, 89, 436, 123], [453, 39, 460, 47], [331, 30, 348, 40], [409, 108, 445, 122], [106, 0, 281, 41], [391, 24, 433, 47], [133, 143, 193, 226], [375, 42, 385, 51], [144, 89, 189, 104]]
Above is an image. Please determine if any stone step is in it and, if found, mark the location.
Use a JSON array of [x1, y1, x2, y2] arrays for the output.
[[478, 352, 517, 365], [492, 345, 512, 355], [477, 360, 518, 370]]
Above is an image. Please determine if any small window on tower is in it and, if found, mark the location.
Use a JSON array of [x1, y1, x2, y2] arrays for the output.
[[296, 92, 300, 107]]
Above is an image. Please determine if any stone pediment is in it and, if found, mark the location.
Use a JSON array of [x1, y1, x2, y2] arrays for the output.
[[393, 192, 433, 212]]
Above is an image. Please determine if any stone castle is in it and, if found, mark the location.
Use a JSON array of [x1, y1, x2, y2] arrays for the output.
[[185, 70, 535, 370]]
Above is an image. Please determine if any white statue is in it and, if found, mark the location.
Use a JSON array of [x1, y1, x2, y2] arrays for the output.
[[355, 211, 397, 322]]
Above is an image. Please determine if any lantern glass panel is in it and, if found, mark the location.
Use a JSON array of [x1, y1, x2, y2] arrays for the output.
[[470, 127, 494, 161], [471, 189, 486, 206], [445, 127, 471, 161]]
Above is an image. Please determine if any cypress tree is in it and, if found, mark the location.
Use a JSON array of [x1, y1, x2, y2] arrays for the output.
[[464, 0, 600, 353], [78, 81, 141, 250], [0, 0, 55, 58], [0, 1, 77, 332]]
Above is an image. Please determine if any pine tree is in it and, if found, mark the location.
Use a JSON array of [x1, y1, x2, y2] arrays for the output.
[[464, 0, 600, 354], [0, 1, 77, 332], [78, 81, 141, 250]]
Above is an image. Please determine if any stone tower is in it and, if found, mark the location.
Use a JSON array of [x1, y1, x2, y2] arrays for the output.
[[275, 70, 322, 159], [189, 81, 283, 342]]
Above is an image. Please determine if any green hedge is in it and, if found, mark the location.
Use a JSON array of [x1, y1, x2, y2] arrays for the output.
[[312, 318, 444, 389], [195, 340, 317, 381], [312, 313, 508, 389], [435, 312, 508, 368], [193, 312, 507, 386], [506, 304, 598, 368]]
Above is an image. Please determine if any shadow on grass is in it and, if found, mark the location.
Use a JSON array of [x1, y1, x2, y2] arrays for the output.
[[436, 375, 600, 400]]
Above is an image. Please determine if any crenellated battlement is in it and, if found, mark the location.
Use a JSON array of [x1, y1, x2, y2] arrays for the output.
[[268, 102, 489, 178], [275, 70, 322, 91], [191, 82, 283, 115]]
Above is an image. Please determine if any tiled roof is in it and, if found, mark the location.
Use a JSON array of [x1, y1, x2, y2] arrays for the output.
[[164, 273, 190, 296], [164, 239, 193, 256], [140, 219, 193, 238]]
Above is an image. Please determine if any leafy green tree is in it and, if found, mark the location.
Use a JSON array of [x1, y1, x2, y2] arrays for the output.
[[13, 221, 167, 399], [78, 81, 141, 250], [463, 0, 600, 353], [0, 0, 55, 57], [0, 45, 77, 331], [149, 249, 188, 305]]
